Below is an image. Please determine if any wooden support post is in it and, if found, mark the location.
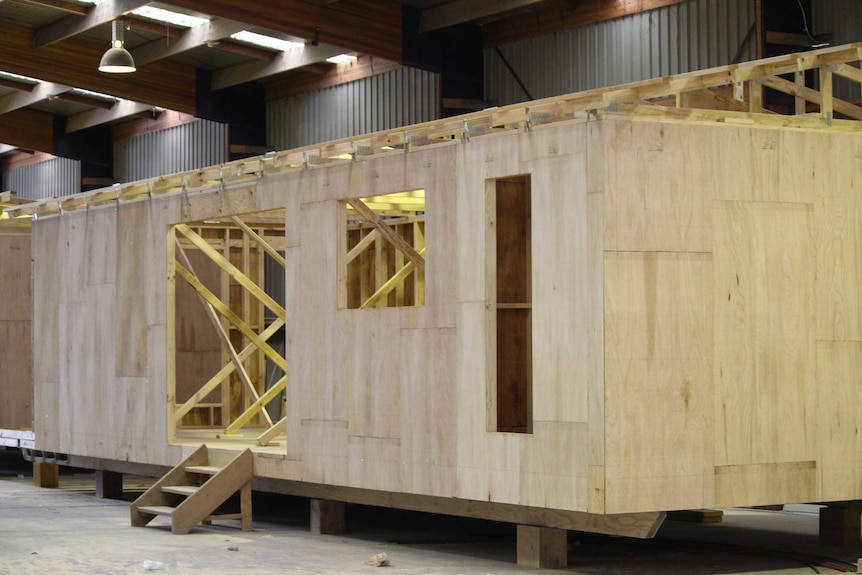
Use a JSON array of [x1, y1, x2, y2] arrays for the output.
[[33, 463, 59, 489], [516, 525, 568, 569], [240, 482, 253, 532], [820, 506, 862, 546], [795, 70, 806, 115], [749, 79, 763, 113], [310, 499, 346, 535], [95, 470, 123, 500], [820, 66, 834, 125]]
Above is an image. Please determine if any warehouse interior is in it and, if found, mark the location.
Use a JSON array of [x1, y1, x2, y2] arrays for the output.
[[2, 0, 862, 573]]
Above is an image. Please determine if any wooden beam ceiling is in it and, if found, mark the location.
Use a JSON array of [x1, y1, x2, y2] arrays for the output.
[[482, 0, 689, 47], [16, 0, 88, 16], [132, 18, 247, 66], [265, 55, 400, 100], [211, 43, 345, 90], [163, 0, 403, 62], [0, 108, 54, 153], [0, 81, 72, 114], [0, 21, 197, 114], [34, 0, 150, 47]]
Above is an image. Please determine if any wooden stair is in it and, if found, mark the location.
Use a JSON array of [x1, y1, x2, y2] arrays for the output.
[[131, 445, 253, 534]]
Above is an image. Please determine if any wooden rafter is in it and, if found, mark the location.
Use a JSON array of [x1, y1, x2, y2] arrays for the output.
[[132, 19, 247, 67], [34, 0, 150, 47], [761, 75, 862, 121]]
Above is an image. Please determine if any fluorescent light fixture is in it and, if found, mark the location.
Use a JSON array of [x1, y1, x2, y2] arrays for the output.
[[131, 6, 208, 28], [230, 31, 303, 52], [0, 71, 41, 84], [326, 54, 357, 65]]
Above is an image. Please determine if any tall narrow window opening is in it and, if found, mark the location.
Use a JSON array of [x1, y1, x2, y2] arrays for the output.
[[488, 175, 532, 433]]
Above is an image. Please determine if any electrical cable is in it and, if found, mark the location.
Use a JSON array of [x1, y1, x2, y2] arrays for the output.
[[795, 0, 828, 47]]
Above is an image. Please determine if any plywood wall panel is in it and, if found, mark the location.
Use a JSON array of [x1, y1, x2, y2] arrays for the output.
[[454, 301, 492, 502], [85, 208, 116, 287], [32, 218, 60, 449], [519, 121, 588, 162], [295, 200, 343, 424], [59, 214, 86, 305], [519, 422, 590, 511], [604, 251, 714, 513], [713, 128, 783, 202], [25, 115, 862, 517], [453, 145, 489, 305], [813, 134, 862, 342], [115, 202, 151, 378], [344, 310, 402, 441], [0, 234, 31, 321], [816, 341, 862, 500], [399, 328, 459, 497], [714, 201, 816, 468], [714, 461, 816, 508], [0, 232, 32, 431], [284, 244, 302, 461], [604, 121, 712, 253], [0, 321, 31, 429], [260, 175, 301, 247], [529, 153, 593, 424]]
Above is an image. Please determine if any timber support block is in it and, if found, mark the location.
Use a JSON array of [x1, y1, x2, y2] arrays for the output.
[[310, 499, 345, 535], [33, 462, 59, 489], [820, 506, 862, 546], [95, 470, 123, 500], [516, 525, 568, 568]]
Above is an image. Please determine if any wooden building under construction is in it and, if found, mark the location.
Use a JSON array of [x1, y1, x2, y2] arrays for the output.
[[4, 42, 862, 568]]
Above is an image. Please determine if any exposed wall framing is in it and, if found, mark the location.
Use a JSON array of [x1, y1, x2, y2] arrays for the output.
[[168, 212, 287, 445]]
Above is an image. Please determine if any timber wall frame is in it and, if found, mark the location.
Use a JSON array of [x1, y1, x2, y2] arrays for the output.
[[0, 192, 32, 434], [6, 43, 862, 534]]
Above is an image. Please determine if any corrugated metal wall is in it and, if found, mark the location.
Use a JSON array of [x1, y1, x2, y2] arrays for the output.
[[115, 119, 228, 183], [813, 0, 862, 102], [267, 67, 438, 150], [486, 0, 756, 106], [3, 157, 80, 200]]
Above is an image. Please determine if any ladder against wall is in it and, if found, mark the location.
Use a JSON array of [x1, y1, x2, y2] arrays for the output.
[[131, 445, 253, 534]]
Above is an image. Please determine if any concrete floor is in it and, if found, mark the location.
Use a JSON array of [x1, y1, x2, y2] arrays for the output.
[[1, 454, 861, 575]]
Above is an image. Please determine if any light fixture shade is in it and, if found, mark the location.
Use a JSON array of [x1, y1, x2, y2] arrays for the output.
[[99, 45, 136, 73], [99, 20, 136, 73]]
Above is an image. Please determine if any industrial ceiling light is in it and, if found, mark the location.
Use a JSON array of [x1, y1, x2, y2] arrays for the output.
[[99, 20, 136, 73]]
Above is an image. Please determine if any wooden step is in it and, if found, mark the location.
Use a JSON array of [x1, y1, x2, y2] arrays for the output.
[[162, 485, 200, 496], [185, 465, 223, 475], [137, 505, 176, 517]]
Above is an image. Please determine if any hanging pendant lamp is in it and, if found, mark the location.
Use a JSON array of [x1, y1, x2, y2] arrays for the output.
[[99, 20, 136, 73]]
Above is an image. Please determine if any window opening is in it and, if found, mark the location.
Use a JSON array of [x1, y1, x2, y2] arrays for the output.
[[340, 190, 426, 309], [167, 209, 287, 446], [488, 175, 532, 433]]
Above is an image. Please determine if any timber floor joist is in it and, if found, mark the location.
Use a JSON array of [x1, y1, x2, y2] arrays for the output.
[[4, 42, 862, 222]]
